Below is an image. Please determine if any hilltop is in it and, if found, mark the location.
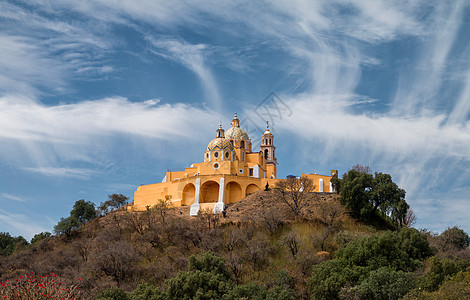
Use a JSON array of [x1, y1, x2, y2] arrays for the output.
[[1, 189, 469, 299]]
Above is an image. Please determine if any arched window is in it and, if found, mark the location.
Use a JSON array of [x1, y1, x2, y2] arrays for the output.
[[264, 149, 269, 160], [240, 141, 245, 149]]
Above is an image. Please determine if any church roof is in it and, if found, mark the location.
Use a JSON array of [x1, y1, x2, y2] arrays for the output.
[[225, 126, 249, 140], [207, 137, 234, 151]]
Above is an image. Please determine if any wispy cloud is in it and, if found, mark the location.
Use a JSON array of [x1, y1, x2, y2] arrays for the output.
[[0, 95, 216, 172], [0, 1, 114, 96], [0, 209, 48, 240], [22, 167, 99, 180], [148, 38, 221, 111], [1, 193, 27, 203]]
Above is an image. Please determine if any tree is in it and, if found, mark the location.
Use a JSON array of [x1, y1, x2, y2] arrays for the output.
[[274, 176, 315, 217], [351, 164, 372, 174], [336, 167, 408, 225], [308, 228, 433, 299], [95, 287, 129, 300], [188, 251, 232, 280], [165, 252, 234, 299], [70, 199, 96, 223], [53, 216, 80, 237], [99, 194, 129, 215], [355, 267, 416, 300], [0, 232, 29, 256], [419, 256, 470, 292], [439, 226, 470, 251], [92, 240, 140, 287], [130, 282, 165, 300], [30, 231, 51, 245]]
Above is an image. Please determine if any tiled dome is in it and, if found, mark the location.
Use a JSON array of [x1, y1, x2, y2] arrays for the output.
[[207, 138, 234, 151], [225, 126, 249, 140]]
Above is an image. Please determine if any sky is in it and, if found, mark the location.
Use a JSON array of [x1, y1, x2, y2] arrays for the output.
[[1, 0, 470, 240]]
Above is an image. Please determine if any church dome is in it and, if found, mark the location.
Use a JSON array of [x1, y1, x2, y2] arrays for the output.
[[207, 138, 234, 151], [225, 126, 249, 140]]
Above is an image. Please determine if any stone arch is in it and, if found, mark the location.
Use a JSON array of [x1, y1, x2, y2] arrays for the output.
[[182, 183, 196, 206], [225, 181, 242, 204], [264, 149, 269, 159], [246, 184, 259, 196], [200, 180, 219, 203]]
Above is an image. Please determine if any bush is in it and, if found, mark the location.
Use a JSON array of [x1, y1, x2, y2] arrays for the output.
[[419, 256, 470, 291], [439, 227, 470, 251], [129, 282, 165, 300], [308, 228, 433, 299], [355, 267, 416, 300], [0, 272, 81, 299]]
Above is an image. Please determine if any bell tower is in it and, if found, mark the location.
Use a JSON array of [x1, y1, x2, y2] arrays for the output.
[[260, 122, 277, 178]]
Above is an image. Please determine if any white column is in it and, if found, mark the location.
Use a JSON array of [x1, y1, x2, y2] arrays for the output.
[[190, 178, 201, 216], [319, 178, 324, 192], [329, 181, 333, 192], [214, 177, 225, 214], [254, 165, 260, 178]]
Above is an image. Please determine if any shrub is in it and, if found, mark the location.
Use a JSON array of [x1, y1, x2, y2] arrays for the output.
[[0, 272, 81, 300]]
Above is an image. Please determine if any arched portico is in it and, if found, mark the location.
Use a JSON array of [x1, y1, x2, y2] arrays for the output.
[[225, 181, 242, 204], [182, 183, 196, 205], [200, 180, 219, 203], [246, 184, 259, 195]]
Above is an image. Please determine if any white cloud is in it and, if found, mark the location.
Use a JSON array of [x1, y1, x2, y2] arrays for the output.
[[0, 95, 217, 172], [148, 38, 221, 111], [0, 209, 48, 240], [1, 193, 27, 203], [22, 167, 99, 180], [0, 2, 114, 96]]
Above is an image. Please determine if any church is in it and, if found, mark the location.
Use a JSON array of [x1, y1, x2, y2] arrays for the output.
[[131, 113, 337, 215]]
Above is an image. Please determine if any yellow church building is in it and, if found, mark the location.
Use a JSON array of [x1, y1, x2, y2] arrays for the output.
[[132, 113, 337, 215]]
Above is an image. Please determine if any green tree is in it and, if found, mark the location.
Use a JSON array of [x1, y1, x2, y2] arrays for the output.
[[404, 268, 470, 299], [95, 287, 129, 300], [308, 228, 433, 300], [188, 251, 232, 280], [355, 267, 416, 300], [223, 282, 268, 300], [419, 256, 470, 291], [53, 216, 80, 237], [30, 231, 51, 245], [439, 226, 470, 251], [165, 270, 233, 300], [223, 279, 295, 300], [129, 282, 165, 300], [165, 251, 234, 299], [70, 199, 96, 223], [336, 167, 407, 225], [99, 194, 129, 215], [0, 232, 29, 256]]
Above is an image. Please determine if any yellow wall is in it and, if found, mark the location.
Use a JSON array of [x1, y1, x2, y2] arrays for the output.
[[132, 170, 336, 211]]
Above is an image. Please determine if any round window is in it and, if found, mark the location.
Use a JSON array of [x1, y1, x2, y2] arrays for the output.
[[214, 152, 219, 158], [213, 163, 219, 169]]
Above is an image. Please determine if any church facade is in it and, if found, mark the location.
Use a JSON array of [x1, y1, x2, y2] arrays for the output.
[[131, 113, 337, 215]]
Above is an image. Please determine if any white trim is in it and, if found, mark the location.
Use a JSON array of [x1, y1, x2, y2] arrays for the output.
[[319, 178, 324, 192], [254, 165, 260, 178], [190, 178, 201, 216]]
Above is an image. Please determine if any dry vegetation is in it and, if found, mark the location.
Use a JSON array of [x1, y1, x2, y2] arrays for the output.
[[0, 190, 363, 299], [2, 189, 468, 299]]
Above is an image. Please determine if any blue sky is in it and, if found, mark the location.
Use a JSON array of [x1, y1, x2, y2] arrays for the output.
[[1, 1, 470, 240]]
